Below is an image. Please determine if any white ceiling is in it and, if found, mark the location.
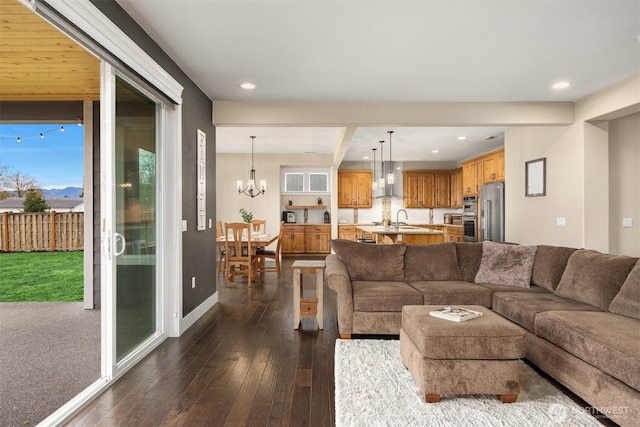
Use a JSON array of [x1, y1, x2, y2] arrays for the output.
[[116, 0, 640, 161]]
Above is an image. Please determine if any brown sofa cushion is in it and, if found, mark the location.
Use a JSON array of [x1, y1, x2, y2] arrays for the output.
[[409, 281, 493, 307], [331, 239, 406, 281], [474, 241, 537, 288], [404, 242, 462, 282], [555, 250, 638, 311], [352, 281, 423, 312], [492, 291, 601, 332], [608, 259, 640, 320], [455, 242, 483, 282], [535, 311, 640, 390], [531, 245, 577, 292]]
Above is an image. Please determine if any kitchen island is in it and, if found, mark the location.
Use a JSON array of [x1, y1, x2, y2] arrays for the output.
[[355, 225, 445, 245]]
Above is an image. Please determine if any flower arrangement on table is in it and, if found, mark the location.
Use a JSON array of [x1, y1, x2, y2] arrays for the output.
[[239, 208, 253, 223]]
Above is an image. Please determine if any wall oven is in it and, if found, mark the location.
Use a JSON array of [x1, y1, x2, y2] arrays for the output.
[[462, 196, 478, 216], [463, 215, 478, 242], [462, 195, 478, 242]]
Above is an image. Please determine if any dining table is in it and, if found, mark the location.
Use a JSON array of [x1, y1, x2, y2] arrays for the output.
[[216, 232, 279, 274]]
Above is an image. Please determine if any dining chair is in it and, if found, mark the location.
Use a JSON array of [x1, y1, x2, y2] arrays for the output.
[[216, 220, 226, 277], [251, 219, 267, 234], [224, 222, 258, 287], [256, 221, 285, 277]]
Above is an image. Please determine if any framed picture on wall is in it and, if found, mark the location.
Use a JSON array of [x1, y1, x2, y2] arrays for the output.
[[525, 157, 546, 197], [197, 129, 206, 230]]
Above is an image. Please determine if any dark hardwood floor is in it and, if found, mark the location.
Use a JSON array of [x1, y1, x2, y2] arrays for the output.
[[67, 257, 616, 427], [68, 257, 337, 427]]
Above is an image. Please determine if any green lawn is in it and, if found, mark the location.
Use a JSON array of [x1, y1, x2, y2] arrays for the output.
[[0, 251, 83, 302]]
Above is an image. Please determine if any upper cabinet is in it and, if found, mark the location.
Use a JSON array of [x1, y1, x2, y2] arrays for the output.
[[449, 168, 463, 208], [481, 149, 505, 184], [338, 171, 372, 208], [462, 148, 504, 195], [462, 160, 480, 195], [403, 171, 450, 208]]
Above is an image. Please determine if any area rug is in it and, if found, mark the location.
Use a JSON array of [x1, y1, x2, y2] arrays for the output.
[[334, 339, 602, 427]]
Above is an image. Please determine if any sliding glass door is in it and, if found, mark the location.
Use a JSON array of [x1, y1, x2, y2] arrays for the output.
[[102, 67, 166, 374], [113, 76, 159, 361]]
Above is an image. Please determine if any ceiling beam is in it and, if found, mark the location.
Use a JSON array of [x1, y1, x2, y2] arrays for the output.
[[212, 101, 575, 127], [333, 126, 356, 167]]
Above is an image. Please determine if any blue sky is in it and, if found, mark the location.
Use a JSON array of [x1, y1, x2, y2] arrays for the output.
[[0, 123, 84, 189]]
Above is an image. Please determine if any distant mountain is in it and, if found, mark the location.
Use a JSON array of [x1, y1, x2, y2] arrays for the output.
[[41, 187, 83, 198]]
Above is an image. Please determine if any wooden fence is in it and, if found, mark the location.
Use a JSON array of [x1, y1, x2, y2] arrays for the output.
[[0, 212, 84, 252]]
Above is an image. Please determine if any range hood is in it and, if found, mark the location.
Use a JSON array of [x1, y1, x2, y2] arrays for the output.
[[374, 161, 403, 198]]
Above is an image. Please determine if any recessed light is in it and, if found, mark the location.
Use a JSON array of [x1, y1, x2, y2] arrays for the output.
[[457, 136, 466, 140], [552, 81, 570, 90], [363, 156, 370, 160], [432, 150, 439, 153], [240, 82, 256, 90]]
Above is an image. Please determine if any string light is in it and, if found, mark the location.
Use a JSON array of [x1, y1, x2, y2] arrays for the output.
[[0, 124, 74, 143]]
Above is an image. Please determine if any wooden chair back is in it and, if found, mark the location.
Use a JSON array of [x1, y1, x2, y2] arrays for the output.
[[274, 220, 285, 257], [256, 221, 285, 277], [224, 222, 257, 286], [215, 220, 225, 277], [225, 222, 250, 260], [251, 219, 267, 233]]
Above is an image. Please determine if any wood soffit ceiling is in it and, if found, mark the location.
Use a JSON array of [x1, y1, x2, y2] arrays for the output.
[[0, 0, 100, 102]]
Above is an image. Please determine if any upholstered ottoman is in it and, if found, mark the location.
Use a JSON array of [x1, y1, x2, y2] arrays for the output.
[[400, 305, 526, 403]]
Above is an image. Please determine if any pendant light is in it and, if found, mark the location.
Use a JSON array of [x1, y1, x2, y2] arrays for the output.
[[371, 147, 378, 190], [237, 136, 266, 198], [387, 130, 395, 185], [378, 140, 385, 188]]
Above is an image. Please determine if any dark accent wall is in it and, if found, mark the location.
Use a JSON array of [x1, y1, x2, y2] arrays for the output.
[[90, 1, 217, 317]]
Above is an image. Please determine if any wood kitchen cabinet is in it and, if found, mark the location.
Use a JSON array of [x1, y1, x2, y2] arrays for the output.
[[281, 225, 306, 254], [305, 225, 331, 253], [445, 226, 464, 242], [481, 149, 505, 184], [338, 171, 372, 208], [283, 224, 330, 254], [434, 172, 450, 208], [338, 225, 356, 241], [403, 171, 449, 208], [449, 168, 463, 208], [462, 159, 482, 196], [337, 225, 373, 242], [463, 149, 504, 194]]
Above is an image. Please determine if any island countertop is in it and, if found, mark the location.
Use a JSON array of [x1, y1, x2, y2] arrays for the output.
[[355, 225, 445, 235], [355, 225, 445, 245]]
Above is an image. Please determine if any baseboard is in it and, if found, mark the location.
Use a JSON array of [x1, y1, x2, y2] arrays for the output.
[[179, 291, 218, 336]]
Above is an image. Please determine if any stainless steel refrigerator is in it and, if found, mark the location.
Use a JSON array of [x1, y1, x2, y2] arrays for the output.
[[480, 182, 505, 242]]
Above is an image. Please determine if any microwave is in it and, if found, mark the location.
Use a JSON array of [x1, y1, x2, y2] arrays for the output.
[[282, 210, 296, 223]]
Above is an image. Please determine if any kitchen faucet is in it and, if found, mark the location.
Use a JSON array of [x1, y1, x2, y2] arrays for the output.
[[396, 209, 408, 230]]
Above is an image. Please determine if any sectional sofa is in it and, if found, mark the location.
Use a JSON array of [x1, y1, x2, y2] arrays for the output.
[[325, 240, 640, 427]]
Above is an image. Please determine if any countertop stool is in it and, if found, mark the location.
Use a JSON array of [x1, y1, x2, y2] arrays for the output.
[[292, 260, 325, 330], [400, 305, 526, 404]]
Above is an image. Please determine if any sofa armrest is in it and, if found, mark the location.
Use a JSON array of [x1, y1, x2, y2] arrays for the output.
[[325, 254, 354, 336]]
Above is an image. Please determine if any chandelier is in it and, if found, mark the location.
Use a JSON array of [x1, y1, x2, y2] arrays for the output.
[[378, 140, 385, 188], [371, 147, 378, 190], [237, 136, 266, 198], [387, 130, 395, 185]]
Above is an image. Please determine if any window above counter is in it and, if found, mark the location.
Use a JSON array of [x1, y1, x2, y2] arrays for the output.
[[281, 167, 331, 195]]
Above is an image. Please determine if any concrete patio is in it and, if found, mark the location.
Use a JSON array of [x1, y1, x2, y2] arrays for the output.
[[0, 302, 100, 426]]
